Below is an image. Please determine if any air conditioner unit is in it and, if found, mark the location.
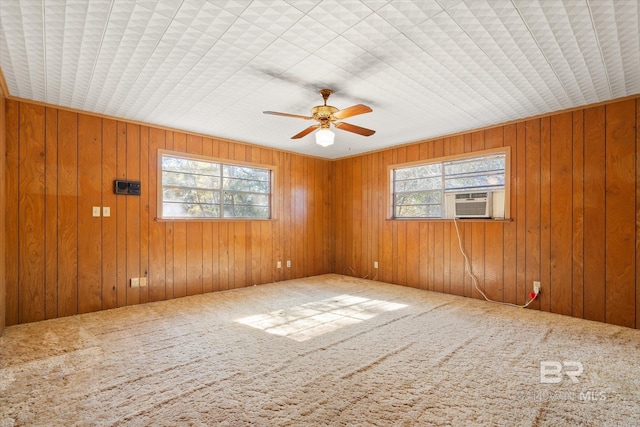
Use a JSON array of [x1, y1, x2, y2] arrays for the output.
[[454, 191, 493, 218]]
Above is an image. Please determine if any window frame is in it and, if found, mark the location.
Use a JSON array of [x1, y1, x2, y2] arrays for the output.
[[157, 149, 276, 221], [387, 147, 511, 221]]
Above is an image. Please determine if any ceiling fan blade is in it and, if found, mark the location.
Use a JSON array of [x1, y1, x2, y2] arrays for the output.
[[334, 122, 376, 137], [292, 125, 320, 139], [263, 111, 313, 120], [332, 104, 372, 120]]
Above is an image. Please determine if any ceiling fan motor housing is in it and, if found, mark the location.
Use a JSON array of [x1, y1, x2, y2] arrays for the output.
[[311, 105, 337, 127]]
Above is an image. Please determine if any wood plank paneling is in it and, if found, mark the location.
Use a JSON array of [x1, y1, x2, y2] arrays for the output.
[[57, 110, 78, 318], [525, 119, 541, 309], [6, 99, 19, 326], [77, 114, 102, 314], [5, 96, 640, 331], [331, 96, 639, 330], [102, 119, 117, 310], [0, 87, 4, 333], [18, 103, 46, 323], [550, 113, 573, 315], [44, 107, 58, 319], [604, 100, 636, 328], [115, 121, 127, 307], [572, 111, 584, 318], [126, 123, 141, 306]]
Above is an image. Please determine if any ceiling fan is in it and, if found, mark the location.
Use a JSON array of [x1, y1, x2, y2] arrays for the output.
[[263, 89, 375, 147]]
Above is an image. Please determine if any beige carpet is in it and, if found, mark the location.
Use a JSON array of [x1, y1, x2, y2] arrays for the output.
[[1, 274, 639, 426]]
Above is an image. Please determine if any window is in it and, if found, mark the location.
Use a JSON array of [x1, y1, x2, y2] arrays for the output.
[[391, 148, 509, 219], [158, 150, 272, 220]]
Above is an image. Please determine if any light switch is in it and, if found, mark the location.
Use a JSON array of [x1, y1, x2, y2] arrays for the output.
[[103, 206, 111, 217], [92, 206, 101, 217]]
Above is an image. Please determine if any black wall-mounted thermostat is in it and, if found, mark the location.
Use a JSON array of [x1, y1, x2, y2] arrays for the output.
[[114, 180, 141, 195]]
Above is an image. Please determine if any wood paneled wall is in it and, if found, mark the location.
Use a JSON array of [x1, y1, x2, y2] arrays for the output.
[[5, 99, 333, 325], [333, 96, 640, 329], [0, 83, 5, 334]]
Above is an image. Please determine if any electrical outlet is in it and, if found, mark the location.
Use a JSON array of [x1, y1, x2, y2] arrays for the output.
[[139, 277, 147, 287], [103, 206, 111, 217], [374, 261, 379, 269], [277, 261, 281, 269], [286, 260, 291, 268], [131, 278, 139, 288], [92, 206, 101, 217], [533, 281, 541, 294]]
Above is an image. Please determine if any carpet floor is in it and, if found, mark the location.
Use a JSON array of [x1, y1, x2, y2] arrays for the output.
[[1, 274, 639, 426]]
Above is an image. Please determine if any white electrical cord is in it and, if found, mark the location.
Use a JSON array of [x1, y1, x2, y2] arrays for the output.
[[453, 217, 538, 308]]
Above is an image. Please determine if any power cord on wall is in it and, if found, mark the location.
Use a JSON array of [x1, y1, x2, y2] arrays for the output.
[[453, 218, 539, 308]]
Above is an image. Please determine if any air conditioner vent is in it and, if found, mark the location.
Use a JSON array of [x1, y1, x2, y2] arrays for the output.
[[454, 191, 492, 218]]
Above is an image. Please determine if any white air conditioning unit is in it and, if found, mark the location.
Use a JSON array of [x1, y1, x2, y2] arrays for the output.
[[454, 191, 493, 218]]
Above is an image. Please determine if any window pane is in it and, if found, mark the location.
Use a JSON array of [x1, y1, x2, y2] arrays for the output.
[[162, 171, 221, 189], [223, 205, 270, 218], [395, 163, 441, 180], [223, 177, 270, 193], [395, 204, 441, 218], [162, 157, 220, 176], [163, 188, 220, 204], [444, 156, 504, 177], [224, 192, 270, 206], [160, 153, 271, 219], [223, 165, 270, 181], [391, 151, 506, 219], [445, 173, 504, 191], [394, 176, 441, 192], [395, 191, 441, 205], [163, 202, 221, 218]]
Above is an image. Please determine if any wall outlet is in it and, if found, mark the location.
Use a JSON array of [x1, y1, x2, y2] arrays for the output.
[[103, 206, 111, 217], [277, 261, 281, 269], [131, 278, 139, 288], [533, 281, 541, 294], [139, 277, 147, 287], [374, 261, 379, 269], [286, 260, 291, 268], [92, 206, 101, 217]]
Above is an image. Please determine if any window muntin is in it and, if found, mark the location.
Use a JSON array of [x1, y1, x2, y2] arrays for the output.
[[391, 150, 507, 219], [159, 151, 272, 220]]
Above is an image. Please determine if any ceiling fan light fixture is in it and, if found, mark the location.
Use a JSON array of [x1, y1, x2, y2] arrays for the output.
[[315, 128, 335, 147]]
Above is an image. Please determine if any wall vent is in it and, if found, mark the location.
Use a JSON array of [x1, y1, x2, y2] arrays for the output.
[[454, 191, 492, 218]]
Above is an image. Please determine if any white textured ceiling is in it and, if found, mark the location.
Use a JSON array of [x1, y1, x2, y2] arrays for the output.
[[1, 0, 639, 159]]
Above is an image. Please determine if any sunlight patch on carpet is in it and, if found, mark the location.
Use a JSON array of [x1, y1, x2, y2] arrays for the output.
[[236, 294, 408, 342]]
